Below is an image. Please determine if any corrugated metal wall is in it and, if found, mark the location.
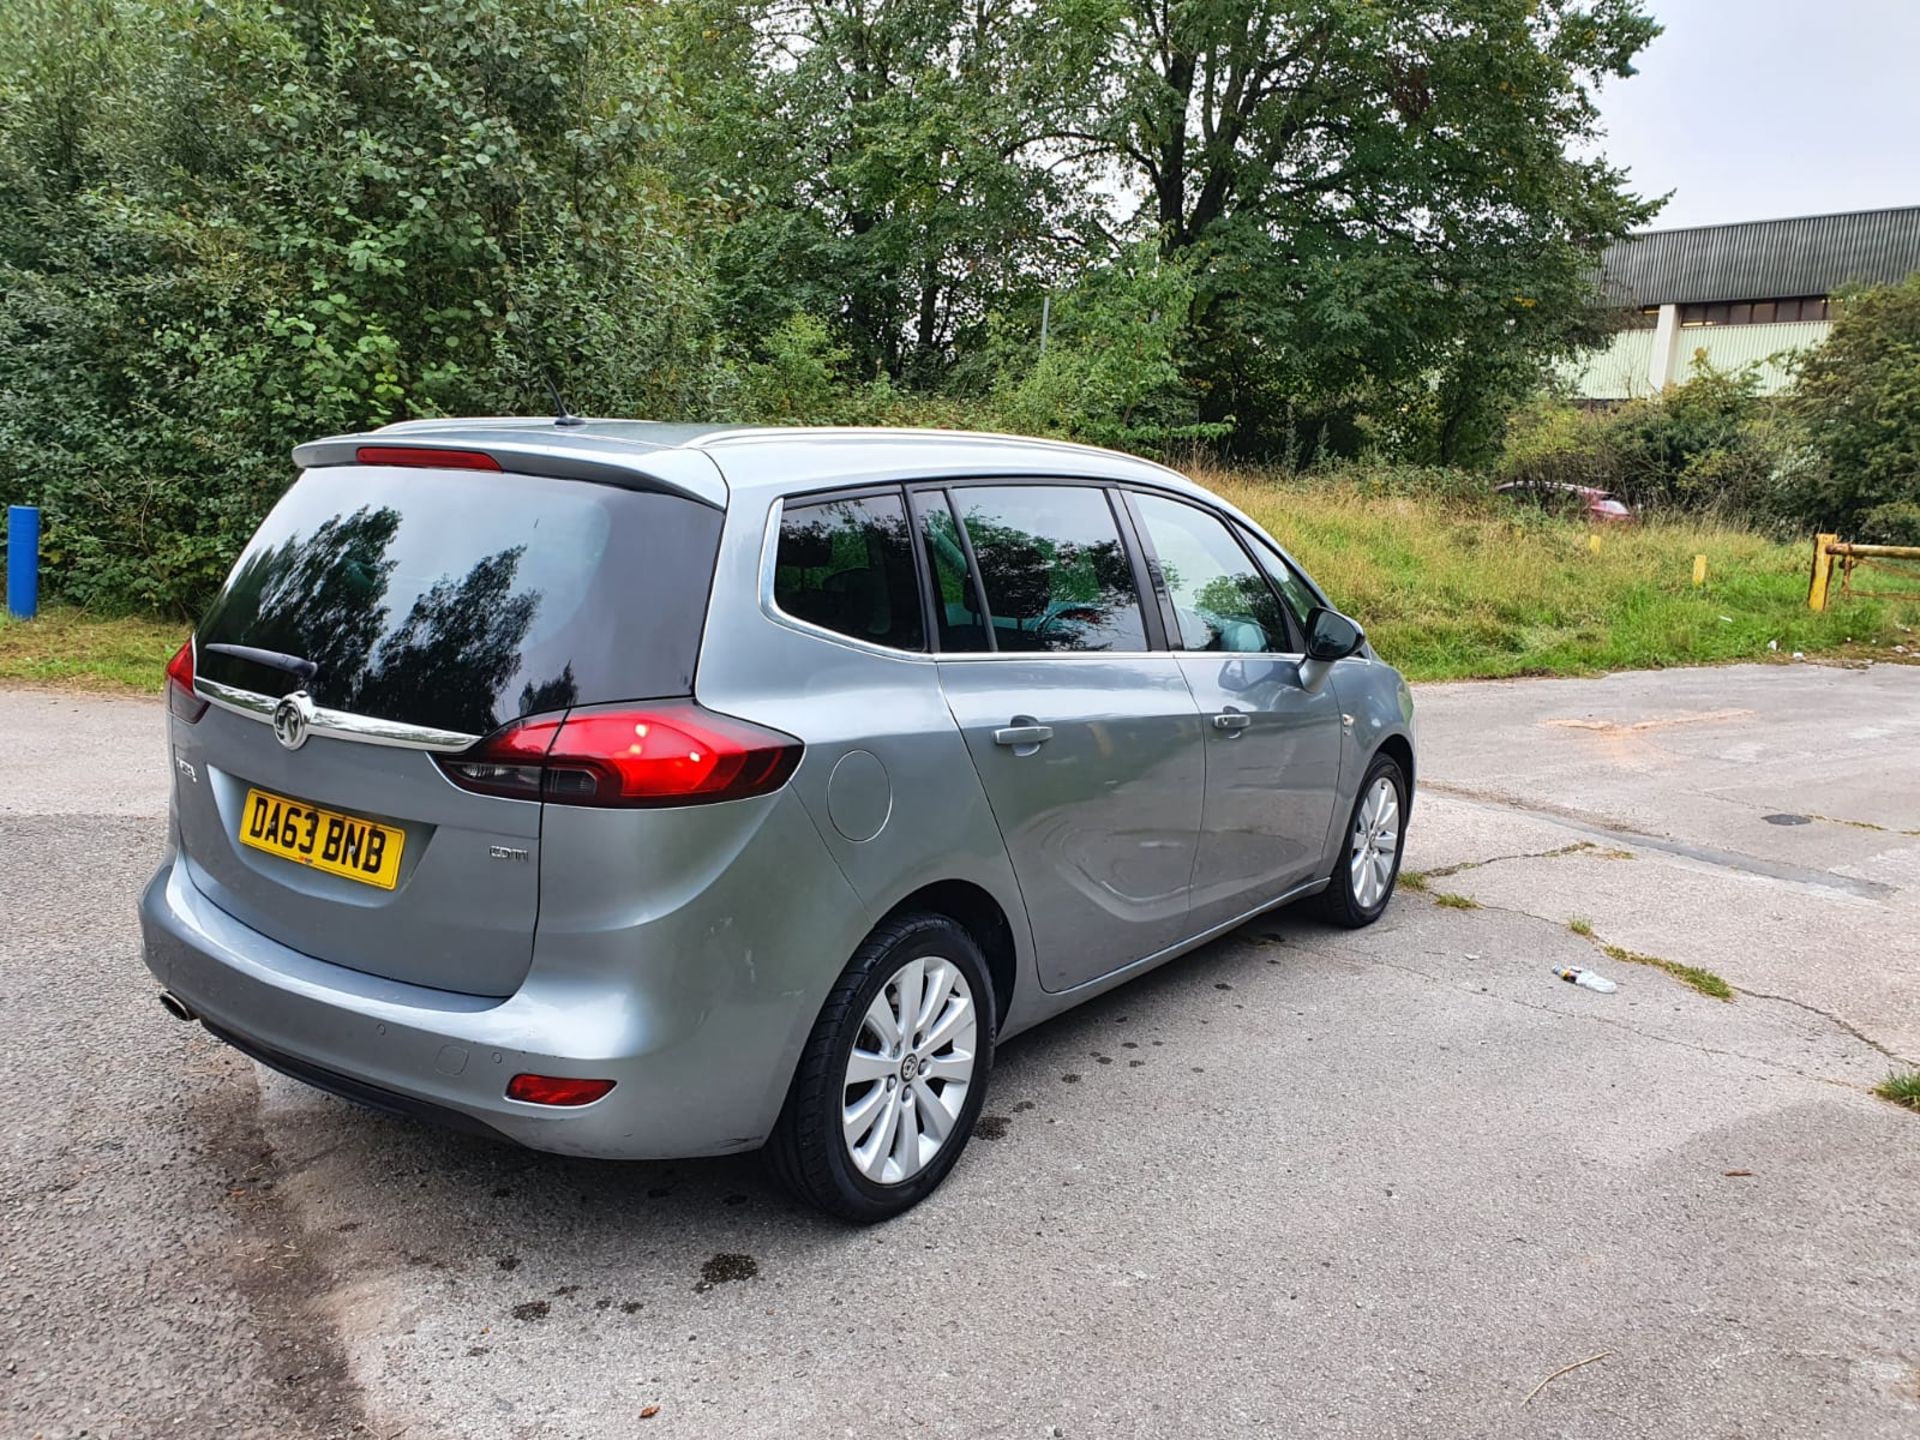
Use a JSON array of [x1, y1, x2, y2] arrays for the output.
[[1671, 320, 1830, 393], [1569, 320, 1831, 400], [1597, 207, 1920, 306], [1559, 329, 1656, 400]]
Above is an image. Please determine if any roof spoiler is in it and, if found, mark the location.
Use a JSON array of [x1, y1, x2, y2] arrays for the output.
[[291, 433, 727, 509]]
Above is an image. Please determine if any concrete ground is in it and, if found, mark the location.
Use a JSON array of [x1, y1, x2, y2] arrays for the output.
[[3, 662, 1917, 1439]]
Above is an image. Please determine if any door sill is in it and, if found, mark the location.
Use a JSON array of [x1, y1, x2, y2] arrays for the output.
[[1043, 875, 1331, 998]]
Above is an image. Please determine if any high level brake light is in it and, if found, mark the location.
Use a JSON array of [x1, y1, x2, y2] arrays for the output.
[[437, 701, 803, 808], [354, 446, 502, 471], [165, 639, 207, 723]]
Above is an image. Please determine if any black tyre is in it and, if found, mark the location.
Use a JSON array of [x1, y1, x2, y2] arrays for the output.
[[1316, 752, 1408, 929], [768, 913, 995, 1223]]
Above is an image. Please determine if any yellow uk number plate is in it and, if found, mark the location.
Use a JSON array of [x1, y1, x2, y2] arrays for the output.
[[239, 787, 405, 890]]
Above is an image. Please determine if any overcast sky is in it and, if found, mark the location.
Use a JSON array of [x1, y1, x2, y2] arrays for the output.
[[1591, 0, 1920, 231]]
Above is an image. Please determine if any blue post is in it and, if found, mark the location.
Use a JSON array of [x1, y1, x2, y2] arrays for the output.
[[7, 505, 40, 620]]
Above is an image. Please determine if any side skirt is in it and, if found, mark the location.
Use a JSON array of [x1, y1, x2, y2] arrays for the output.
[[997, 875, 1332, 1042]]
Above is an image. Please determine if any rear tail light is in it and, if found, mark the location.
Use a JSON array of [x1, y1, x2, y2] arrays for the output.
[[437, 701, 803, 808], [165, 640, 207, 723], [354, 445, 502, 471], [506, 1074, 616, 1107]]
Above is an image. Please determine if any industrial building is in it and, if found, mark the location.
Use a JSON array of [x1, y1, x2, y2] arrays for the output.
[[1566, 205, 1920, 400]]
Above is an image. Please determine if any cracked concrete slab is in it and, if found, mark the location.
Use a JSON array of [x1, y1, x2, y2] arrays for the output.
[[3, 662, 1917, 1439]]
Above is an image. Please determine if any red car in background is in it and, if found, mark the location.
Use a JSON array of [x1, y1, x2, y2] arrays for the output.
[[1494, 480, 1636, 524]]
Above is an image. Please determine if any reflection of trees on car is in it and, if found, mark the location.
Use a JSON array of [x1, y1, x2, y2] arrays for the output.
[[517, 664, 579, 717], [200, 505, 555, 735], [1156, 558, 1287, 651], [775, 498, 922, 646], [1190, 573, 1285, 648], [350, 548, 543, 737], [958, 513, 1137, 652], [197, 505, 403, 705]]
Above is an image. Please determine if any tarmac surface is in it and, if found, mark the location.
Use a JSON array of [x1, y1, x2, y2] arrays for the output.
[[4, 661, 1917, 1438]]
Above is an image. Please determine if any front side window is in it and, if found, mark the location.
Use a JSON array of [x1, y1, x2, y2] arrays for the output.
[[1242, 530, 1319, 629], [949, 485, 1148, 653], [774, 493, 925, 651], [1132, 493, 1291, 654]]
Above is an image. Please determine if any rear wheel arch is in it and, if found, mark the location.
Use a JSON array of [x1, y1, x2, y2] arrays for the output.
[[877, 880, 1017, 1037], [768, 907, 997, 1220]]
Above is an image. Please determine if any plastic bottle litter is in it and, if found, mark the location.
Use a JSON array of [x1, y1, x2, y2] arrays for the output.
[[1552, 966, 1617, 994]]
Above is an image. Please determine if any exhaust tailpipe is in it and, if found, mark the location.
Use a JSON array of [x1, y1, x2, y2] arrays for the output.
[[157, 990, 197, 1023]]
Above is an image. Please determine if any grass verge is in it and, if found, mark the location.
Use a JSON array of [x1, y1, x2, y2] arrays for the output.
[[1874, 1071, 1920, 1114], [1199, 469, 1920, 682], [10, 472, 1920, 693], [0, 606, 181, 693]]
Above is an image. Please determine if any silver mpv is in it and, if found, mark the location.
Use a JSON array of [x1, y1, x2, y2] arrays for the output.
[[141, 421, 1415, 1221]]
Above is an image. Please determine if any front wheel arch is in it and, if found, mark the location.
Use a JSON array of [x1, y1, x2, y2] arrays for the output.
[[1374, 732, 1415, 811]]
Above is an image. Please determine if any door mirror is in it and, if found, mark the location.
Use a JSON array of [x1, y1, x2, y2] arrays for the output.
[[1304, 606, 1365, 662]]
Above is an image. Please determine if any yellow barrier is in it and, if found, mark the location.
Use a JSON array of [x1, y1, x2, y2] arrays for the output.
[[1808, 535, 1920, 610]]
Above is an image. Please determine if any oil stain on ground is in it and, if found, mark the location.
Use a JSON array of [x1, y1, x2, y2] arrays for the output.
[[695, 1253, 759, 1293], [974, 1115, 1010, 1140]]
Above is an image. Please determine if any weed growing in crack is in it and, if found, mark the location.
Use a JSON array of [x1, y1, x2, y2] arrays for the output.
[[1568, 917, 1594, 937], [1601, 944, 1732, 1001], [1873, 1070, 1920, 1113], [1434, 892, 1479, 910]]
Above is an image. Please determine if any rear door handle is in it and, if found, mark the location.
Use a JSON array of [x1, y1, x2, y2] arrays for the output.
[[993, 723, 1054, 749], [1212, 710, 1252, 734]]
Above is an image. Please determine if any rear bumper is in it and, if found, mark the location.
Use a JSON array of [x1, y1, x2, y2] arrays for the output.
[[138, 827, 861, 1159], [202, 1016, 516, 1144]]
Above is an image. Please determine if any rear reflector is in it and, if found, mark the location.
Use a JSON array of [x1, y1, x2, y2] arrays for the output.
[[438, 701, 803, 808], [165, 639, 207, 723], [506, 1074, 616, 1107], [354, 445, 502, 471]]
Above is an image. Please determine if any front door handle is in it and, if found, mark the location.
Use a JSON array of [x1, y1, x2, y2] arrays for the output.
[[1212, 710, 1252, 735], [993, 722, 1055, 749]]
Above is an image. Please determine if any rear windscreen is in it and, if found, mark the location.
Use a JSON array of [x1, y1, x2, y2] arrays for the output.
[[195, 466, 724, 736]]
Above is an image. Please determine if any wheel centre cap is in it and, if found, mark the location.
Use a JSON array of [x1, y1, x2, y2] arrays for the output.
[[899, 1053, 921, 1083]]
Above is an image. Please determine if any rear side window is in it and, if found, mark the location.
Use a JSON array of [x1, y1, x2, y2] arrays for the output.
[[949, 485, 1148, 653], [195, 466, 723, 736], [773, 493, 925, 651], [1132, 493, 1292, 653]]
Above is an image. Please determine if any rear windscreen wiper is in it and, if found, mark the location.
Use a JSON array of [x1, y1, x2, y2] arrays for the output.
[[201, 643, 320, 687]]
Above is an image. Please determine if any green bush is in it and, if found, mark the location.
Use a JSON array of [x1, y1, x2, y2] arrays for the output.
[[987, 248, 1230, 452], [1790, 274, 1920, 542], [0, 0, 721, 614], [1497, 363, 1789, 523]]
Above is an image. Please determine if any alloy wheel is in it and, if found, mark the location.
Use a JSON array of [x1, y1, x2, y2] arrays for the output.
[[841, 956, 978, 1185], [1349, 774, 1401, 910]]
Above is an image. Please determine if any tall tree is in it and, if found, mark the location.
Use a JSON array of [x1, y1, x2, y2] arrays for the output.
[[1041, 0, 1661, 456], [677, 0, 1103, 382]]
